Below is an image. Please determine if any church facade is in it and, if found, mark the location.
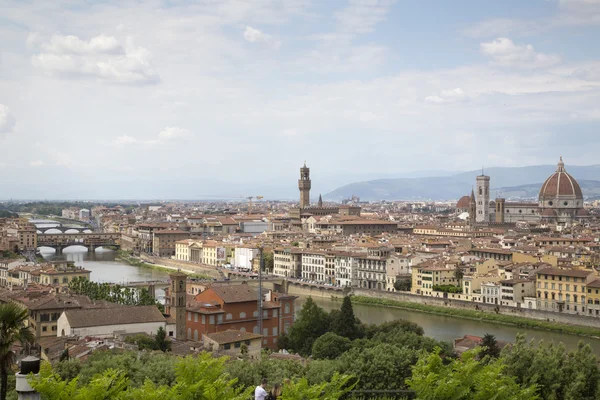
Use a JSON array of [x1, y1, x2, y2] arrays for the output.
[[458, 158, 588, 226]]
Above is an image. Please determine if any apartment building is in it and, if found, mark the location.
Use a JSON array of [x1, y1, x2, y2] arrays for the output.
[[152, 230, 191, 257], [273, 248, 302, 278], [536, 268, 596, 314], [181, 283, 296, 349], [301, 251, 327, 282]]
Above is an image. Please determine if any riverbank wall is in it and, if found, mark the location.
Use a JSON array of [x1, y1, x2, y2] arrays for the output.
[[286, 282, 347, 299], [352, 289, 600, 331], [137, 254, 222, 279]]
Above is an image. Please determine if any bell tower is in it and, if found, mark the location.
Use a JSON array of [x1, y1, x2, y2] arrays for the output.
[[298, 162, 311, 208], [169, 271, 187, 340]]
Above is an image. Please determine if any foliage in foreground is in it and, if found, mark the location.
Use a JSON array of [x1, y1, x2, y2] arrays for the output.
[[407, 348, 539, 400], [32, 353, 356, 400], [0, 303, 35, 400], [31, 353, 250, 400]]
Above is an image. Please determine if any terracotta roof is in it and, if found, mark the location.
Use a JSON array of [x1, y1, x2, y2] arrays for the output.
[[205, 330, 262, 344], [536, 268, 594, 278], [456, 196, 471, 209], [205, 283, 257, 303], [539, 158, 583, 200], [63, 305, 165, 328]]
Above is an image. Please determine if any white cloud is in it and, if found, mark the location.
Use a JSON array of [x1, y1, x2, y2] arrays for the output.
[[0, 105, 16, 137], [480, 38, 561, 68], [335, 0, 396, 34], [158, 127, 192, 140], [243, 26, 281, 50], [29, 160, 44, 167], [113, 127, 191, 147], [31, 34, 159, 85], [425, 88, 467, 104]]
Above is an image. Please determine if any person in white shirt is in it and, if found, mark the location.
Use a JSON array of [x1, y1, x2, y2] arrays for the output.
[[255, 378, 268, 400]]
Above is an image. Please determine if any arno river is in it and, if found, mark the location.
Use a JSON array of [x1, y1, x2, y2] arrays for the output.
[[40, 246, 600, 355]]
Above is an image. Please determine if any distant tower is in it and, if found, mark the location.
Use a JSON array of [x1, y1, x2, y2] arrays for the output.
[[318, 194, 323, 208], [476, 173, 490, 223], [298, 162, 311, 208], [495, 198, 505, 223], [468, 188, 476, 226], [169, 271, 187, 340]]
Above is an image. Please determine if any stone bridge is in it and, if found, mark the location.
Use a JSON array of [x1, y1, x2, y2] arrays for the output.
[[37, 226, 93, 234], [37, 233, 121, 253]]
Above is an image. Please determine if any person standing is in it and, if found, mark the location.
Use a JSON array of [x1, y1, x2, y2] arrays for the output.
[[255, 378, 268, 400], [268, 383, 282, 400]]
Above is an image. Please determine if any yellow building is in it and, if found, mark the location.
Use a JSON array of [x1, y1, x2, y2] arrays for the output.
[[512, 252, 558, 267], [586, 279, 600, 317], [175, 239, 195, 261], [412, 265, 459, 296], [18, 223, 37, 251], [536, 268, 596, 314], [32, 262, 91, 287]]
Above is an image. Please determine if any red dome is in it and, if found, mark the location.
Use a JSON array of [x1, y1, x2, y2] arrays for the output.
[[539, 158, 583, 200], [456, 195, 471, 208]]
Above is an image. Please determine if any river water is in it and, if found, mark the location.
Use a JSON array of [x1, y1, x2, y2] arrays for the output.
[[298, 296, 600, 355], [39, 246, 170, 301]]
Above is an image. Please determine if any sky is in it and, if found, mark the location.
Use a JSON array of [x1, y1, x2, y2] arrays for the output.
[[1, 0, 600, 199]]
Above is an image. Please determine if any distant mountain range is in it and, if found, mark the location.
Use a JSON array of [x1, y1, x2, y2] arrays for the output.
[[324, 164, 600, 201]]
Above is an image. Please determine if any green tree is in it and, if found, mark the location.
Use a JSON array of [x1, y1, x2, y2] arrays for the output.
[[262, 251, 274, 273], [53, 359, 82, 382], [480, 333, 500, 360], [393, 278, 411, 291], [278, 297, 330, 356], [501, 334, 600, 400], [330, 296, 361, 340], [311, 332, 351, 360], [338, 343, 419, 391], [407, 348, 539, 400], [280, 373, 356, 400], [30, 353, 251, 400], [155, 327, 171, 352], [0, 303, 35, 400], [454, 265, 465, 281]]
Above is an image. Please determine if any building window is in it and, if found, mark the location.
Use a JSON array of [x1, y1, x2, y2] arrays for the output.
[[194, 314, 198, 323], [240, 312, 246, 319], [234, 342, 241, 348], [224, 343, 231, 350], [187, 312, 191, 321], [226, 313, 233, 321]]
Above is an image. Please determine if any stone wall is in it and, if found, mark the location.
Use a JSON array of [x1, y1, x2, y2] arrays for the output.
[[140, 255, 222, 279], [286, 282, 346, 299], [352, 289, 600, 329]]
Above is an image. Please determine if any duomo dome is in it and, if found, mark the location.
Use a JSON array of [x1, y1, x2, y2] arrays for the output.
[[538, 157, 583, 209]]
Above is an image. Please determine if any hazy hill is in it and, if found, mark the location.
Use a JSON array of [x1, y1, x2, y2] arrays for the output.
[[325, 164, 600, 201]]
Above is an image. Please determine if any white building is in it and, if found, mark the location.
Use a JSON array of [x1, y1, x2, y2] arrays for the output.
[[334, 253, 356, 288], [234, 247, 259, 271], [239, 221, 269, 235], [79, 209, 90, 221], [57, 305, 171, 338], [481, 281, 501, 305], [301, 251, 326, 282]]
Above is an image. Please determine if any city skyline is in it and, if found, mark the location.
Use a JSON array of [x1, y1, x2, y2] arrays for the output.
[[2, 0, 600, 199]]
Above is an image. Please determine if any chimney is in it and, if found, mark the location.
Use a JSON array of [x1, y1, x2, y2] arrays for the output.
[[15, 356, 41, 400]]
